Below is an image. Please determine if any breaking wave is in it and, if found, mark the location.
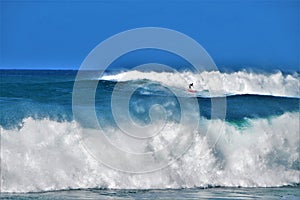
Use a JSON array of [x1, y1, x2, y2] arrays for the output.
[[1, 112, 299, 193], [101, 70, 300, 98]]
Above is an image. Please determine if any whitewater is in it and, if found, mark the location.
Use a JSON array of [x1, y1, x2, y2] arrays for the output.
[[0, 69, 299, 194], [102, 70, 300, 98], [1, 112, 299, 193]]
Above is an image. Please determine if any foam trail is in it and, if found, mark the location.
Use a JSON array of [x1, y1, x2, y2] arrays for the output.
[[102, 70, 300, 97], [1, 112, 299, 193]]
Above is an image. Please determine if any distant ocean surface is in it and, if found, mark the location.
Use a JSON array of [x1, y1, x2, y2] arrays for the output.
[[0, 69, 299, 199]]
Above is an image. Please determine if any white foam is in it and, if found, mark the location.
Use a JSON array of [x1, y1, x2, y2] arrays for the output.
[[101, 70, 300, 98], [1, 112, 299, 193]]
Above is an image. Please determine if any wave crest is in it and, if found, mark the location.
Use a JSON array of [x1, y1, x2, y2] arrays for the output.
[[1, 112, 299, 193], [101, 70, 300, 98]]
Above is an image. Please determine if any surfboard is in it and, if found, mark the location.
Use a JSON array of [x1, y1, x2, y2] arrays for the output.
[[187, 89, 197, 93]]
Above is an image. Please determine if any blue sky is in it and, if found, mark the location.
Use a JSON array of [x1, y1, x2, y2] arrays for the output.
[[0, 0, 299, 71]]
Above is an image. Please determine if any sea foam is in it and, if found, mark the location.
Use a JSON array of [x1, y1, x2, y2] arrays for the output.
[[1, 112, 299, 193], [102, 70, 300, 98]]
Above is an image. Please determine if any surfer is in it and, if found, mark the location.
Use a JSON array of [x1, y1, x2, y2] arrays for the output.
[[187, 83, 197, 93]]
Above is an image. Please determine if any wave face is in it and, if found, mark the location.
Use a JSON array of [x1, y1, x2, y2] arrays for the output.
[[102, 70, 300, 98], [1, 112, 299, 193]]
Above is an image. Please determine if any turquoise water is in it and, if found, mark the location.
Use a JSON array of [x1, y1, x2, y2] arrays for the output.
[[2, 187, 300, 199], [1, 70, 299, 198]]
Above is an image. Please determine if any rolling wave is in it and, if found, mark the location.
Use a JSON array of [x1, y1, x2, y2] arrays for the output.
[[101, 70, 300, 98], [1, 112, 299, 193]]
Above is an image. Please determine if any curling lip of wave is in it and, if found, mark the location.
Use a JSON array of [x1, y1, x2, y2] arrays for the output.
[[101, 70, 300, 98], [1, 112, 299, 193]]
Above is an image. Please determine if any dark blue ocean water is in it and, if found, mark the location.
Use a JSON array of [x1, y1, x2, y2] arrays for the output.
[[0, 69, 299, 199], [1, 70, 298, 129]]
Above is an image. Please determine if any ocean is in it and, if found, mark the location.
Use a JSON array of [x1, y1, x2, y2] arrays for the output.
[[0, 69, 299, 199]]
